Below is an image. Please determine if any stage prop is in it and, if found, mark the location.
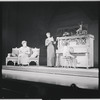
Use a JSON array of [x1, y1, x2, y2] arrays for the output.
[[56, 23, 88, 37], [56, 34, 94, 68], [6, 47, 40, 66]]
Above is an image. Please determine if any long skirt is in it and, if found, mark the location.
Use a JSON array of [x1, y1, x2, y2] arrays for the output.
[[18, 53, 29, 65], [47, 44, 55, 66]]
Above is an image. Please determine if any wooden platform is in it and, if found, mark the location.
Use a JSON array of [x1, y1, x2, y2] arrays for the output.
[[2, 65, 99, 90]]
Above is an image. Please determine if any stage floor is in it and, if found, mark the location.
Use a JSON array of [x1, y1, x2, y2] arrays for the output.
[[2, 65, 99, 90], [2, 65, 98, 77]]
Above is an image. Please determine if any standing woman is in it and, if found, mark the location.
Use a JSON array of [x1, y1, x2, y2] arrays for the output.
[[45, 32, 55, 67]]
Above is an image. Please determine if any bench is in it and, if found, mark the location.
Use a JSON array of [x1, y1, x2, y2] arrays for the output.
[[6, 47, 40, 66]]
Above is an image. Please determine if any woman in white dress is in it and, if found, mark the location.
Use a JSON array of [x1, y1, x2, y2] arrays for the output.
[[18, 40, 30, 65], [62, 41, 76, 67], [63, 42, 74, 58], [45, 32, 55, 67]]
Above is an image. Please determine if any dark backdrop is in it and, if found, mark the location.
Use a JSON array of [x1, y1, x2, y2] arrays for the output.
[[2, 2, 99, 66]]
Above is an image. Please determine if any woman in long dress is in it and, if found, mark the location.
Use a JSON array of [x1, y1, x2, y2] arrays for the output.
[[18, 40, 30, 65], [45, 32, 55, 67], [62, 41, 76, 67]]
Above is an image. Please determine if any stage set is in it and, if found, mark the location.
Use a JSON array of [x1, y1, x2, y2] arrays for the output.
[[2, 23, 99, 98], [2, 33, 98, 90], [2, 2, 99, 98]]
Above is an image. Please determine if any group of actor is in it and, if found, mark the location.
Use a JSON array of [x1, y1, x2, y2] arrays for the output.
[[18, 32, 74, 67]]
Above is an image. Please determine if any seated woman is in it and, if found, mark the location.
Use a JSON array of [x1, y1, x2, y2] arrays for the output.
[[62, 42, 76, 68], [18, 40, 30, 66]]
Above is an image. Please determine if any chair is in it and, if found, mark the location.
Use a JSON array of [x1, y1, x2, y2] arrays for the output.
[[29, 48, 40, 66], [61, 56, 77, 68], [6, 48, 19, 65], [6, 47, 40, 66], [61, 47, 77, 68]]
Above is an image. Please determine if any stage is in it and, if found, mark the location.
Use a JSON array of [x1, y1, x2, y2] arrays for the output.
[[2, 65, 99, 90]]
